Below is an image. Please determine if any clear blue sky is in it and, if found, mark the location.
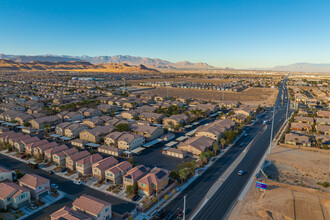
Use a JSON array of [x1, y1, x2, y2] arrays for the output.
[[0, 0, 329, 68]]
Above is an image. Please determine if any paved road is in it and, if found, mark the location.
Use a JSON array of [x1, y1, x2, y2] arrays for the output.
[[193, 78, 290, 220], [160, 78, 290, 220], [0, 155, 136, 216]]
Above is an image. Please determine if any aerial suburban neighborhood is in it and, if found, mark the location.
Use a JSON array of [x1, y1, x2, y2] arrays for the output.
[[0, 1, 329, 220]]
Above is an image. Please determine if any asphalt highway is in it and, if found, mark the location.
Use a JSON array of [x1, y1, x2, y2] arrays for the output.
[[161, 78, 290, 220], [193, 78, 290, 220]]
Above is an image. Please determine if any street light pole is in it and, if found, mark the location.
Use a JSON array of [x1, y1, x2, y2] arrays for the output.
[[269, 104, 275, 154], [183, 195, 186, 220]]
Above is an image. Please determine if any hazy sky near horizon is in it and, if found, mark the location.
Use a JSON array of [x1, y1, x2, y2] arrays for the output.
[[0, 0, 329, 68]]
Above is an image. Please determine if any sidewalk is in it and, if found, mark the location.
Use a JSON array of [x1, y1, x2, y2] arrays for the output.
[[18, 191, 65, 220], [0, 150, 137, 204], [135, 130, 247, 220]]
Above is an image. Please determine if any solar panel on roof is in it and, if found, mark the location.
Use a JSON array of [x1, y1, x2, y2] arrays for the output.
[[139, 167, 147, 173], [156, 170, 166, 179]]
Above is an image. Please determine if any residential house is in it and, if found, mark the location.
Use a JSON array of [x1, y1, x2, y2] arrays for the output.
[[44, 145, 69, 162], [104, 132, 124, 147], [82, 117, 104, 128], [97, 145, 124, 157], [137, 167, 169, 196], [64, 123, 90, 138], [316, 118, 330, 125], [317, 110, 330, 118], [66, 150, 91, 171], [50, 206, 91, 220], [72, 195, 112, 220], [140, 112, 165, 124], [104, 161, 132, 185], [16, 136, 39, 152], [117, 133, 145, 151], [131, 124, 164, 141], [83, 108, 102, 118], [163, 114, 189, 127], [285, 133, 311, 146], [290, 123, 312, 132], [178, 136, 215, 156], [71, 139, 88, 149], [123, 165, 149, 188], [33, 141, 58, 156], [29, 115, 62, 129], [162, 147, 187, 158], [92, 156, 119, 181], [25, 139, 48, 156], [53, 148, 79, 167], [79, 125, 114, 143], [294, 116, 314, 124], [55, 122, 71, 136], [76, 154, 103, 175], [0, 166, 13, 182], [63, 112, 84, 122], [316, 125, 330, 135], [0, 182, 30, 210], [19, 174, 50, 200]]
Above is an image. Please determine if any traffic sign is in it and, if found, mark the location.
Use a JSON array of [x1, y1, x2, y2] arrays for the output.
[[256, 181, 267, 190]]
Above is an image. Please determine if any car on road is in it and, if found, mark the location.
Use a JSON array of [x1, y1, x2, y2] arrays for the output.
[[244, 133, 248, 137], [51, 184, 58, 189], [177, 210, 183, 217], [49, 170, 54, 174], [29, 203, 37, 210], [237, 170, 245, 176], [240, 143, 244, 147], [132, 195, 140, 201], [60, 168, 67, 173], [73, 180, 82, 185], [20, 154, 26, 159]]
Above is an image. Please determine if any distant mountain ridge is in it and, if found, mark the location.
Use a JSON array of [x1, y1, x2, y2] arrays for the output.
[[0, 54, 217, 70], [270, 62, 330, 73], [0, 59, 159, 73]]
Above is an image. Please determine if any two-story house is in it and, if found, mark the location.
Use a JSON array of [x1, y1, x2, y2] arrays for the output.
[[19, 174, 50, 200], [72, 195, 112, 220], [104, 161, 132, 185]]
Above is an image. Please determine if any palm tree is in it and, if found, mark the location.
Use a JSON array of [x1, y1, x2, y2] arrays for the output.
[[213, 142, 219, 154], [179, 168, 189, 183]]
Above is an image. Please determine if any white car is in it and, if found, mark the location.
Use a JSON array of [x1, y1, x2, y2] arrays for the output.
[[73, 180, 81, 185], [237, 170, 245, 176], [51, 184, 58, 189]]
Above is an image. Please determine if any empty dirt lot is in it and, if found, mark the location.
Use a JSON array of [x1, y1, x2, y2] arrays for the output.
[[140, 87, 278, 106], [229, 145, 330, 220]]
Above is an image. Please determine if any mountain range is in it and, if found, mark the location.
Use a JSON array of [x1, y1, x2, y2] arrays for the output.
[[0, 54, 217, 70], [0, 53, 329, 73], [0, 59, 159, 73]]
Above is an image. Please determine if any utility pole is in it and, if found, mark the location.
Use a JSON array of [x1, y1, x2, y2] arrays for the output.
[[183, 195, 186, 220], [268, 104, 275, 154], [294, 83, 297, 110], [286, 94, 289, 120]]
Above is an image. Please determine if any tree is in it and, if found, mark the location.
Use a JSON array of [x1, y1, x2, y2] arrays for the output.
[[115, 123, 131, 132], [126, 185, 137, 195], [133, 115, 140, 121], [213, 142, 219, 154], [169, 170, 179, 181], [199, 153, 206, 164], [128, 158, 135, 166], [179, 168, 189, 183], [24, 122, 31, 127]]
